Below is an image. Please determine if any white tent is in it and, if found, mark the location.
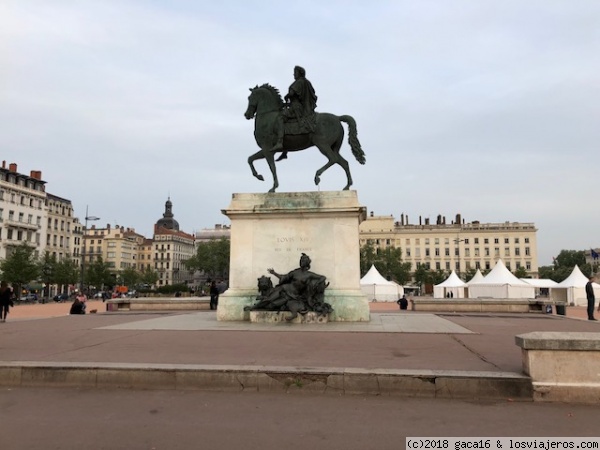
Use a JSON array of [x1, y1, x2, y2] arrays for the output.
[[360, 264, 403, 302], [434, 271, 467, 298], [468, 260, 535, 299], [521, 278, 558, 289], [551, 265, 600, 306], [466, 269, 484, 285]]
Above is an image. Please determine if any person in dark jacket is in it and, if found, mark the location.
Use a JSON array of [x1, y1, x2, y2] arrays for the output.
[[69, 298, 85, 315], [0, 281, 14, 322], [586, 276, 597, 321], [210, 281, 219, 310], [397, 294, 408, 310]]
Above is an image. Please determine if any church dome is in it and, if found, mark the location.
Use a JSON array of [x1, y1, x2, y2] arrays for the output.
[[155, 197, 180, 231]]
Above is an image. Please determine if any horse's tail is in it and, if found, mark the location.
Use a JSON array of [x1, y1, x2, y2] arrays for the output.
[[339, 115, 366, 165]]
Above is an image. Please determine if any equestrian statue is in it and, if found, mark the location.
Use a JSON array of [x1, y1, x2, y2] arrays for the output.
[[244, 66, 366, 193]]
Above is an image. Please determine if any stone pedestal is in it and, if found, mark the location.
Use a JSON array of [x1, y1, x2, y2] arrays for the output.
[[217, 191, 370, 322]]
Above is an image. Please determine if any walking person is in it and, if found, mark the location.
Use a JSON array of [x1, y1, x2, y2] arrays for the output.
[[0, 281, 14, 323], [586, 276, 597, 321], [209, 281, 219, 310]]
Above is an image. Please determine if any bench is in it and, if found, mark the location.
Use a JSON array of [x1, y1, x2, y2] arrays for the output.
[[106, 298, 211, 312], [410, 298, 566, 314]]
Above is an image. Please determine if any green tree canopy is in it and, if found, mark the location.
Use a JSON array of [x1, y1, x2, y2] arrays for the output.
[[139, 265, 159, 287], [513, 266, 528, 279], [0, 243, 40, 297], [38, 251, 58, 297], [185, 238, 230, 280], [360, 243, 411, 284], [119, 267, 140, 287], [538, 250, 593, 282], [54, 257, 79, 290], [86, 257, 113, 290]]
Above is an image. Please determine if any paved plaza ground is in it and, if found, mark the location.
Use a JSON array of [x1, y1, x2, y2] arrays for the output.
[[1, 300, 599, 449]]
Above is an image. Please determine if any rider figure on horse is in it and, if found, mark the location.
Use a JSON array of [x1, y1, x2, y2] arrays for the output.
[[272, 66, 318, 159]]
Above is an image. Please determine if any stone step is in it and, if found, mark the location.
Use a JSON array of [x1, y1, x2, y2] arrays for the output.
[[0, 362, 532, 400]]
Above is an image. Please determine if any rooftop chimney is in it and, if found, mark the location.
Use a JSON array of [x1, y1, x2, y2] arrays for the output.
[[9, 163, 17, 173]]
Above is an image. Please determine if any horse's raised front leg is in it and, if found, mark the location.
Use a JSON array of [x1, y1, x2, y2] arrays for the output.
[[248, 150, 265, 181]]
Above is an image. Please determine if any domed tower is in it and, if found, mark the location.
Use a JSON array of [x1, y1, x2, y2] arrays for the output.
[[155, 197, 180, 231]]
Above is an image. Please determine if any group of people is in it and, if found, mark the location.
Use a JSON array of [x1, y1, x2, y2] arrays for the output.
[[69, 292, 88, 315]]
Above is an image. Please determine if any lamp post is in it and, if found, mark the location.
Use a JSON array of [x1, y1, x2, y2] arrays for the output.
[[454, 234, 465, 279], [80, 205, 100, 294]]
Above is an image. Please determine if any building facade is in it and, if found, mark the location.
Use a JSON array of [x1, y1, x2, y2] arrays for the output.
[[45, 193, 78, 261], [359, 213, 539, 277], [0, 162, 47, 259], [153, 198, 196, 287]]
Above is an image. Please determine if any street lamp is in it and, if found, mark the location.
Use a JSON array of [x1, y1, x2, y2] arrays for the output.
[[80, 205, 100, 294], [454, 234, 465, 279]]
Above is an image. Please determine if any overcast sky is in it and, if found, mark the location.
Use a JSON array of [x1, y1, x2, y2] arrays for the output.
[[2, 1, 599, 266]]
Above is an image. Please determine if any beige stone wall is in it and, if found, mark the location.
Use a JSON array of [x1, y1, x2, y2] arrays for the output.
[[360, 215, 539, 277]]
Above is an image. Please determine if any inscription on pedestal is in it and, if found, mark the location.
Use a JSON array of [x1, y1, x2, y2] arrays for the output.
[[274, 236, 313, 254]]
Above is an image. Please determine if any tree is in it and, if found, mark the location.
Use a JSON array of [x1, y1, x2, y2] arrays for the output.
[[139, 266, 159, 288], [38, 251, 58, 299], [513, 266, 528, 279], [360, 242, 377, 276], [54, 258, 79, 293], [413, 264, 431, 288], [119, 267, 140, 287], [86, 257, 113, 290], [185, 238, 230, 280], [0, 243, 40, 299], [539, 250, 592, 282], [359, 244, 411, 284], [431, 269, 448, 285], [463, 267, 478, 282]]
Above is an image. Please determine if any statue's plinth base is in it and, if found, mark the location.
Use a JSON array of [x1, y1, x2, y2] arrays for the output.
[[218, 191, 370, 322], [249, 311, 329, 324]]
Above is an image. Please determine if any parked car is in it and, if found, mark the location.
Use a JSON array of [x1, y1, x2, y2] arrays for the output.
[[53, 293, 70, 302], [19, 293, 37, 302]]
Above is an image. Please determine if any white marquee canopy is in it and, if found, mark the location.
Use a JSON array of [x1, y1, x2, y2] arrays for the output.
[[434, 271, 467, 298], [551, 265, 600, 306], [468, 260, 535, 299], [360, 264, 403, 302]]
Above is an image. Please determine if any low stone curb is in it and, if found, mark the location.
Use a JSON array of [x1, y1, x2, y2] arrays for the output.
[[0, 362, 532, 400]]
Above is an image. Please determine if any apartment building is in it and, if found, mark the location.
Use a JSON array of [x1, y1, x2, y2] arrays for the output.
[[0, 162, 47, 259], [45, 193, 78, 261], [153, 198, 195, 287], [82, 224, 145, 272], [359, 213, 539, 277]]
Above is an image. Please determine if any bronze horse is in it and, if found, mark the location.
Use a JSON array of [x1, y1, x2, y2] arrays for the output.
[[244, 84, 366, 193]]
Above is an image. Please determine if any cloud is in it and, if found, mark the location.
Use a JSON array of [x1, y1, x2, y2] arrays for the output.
[[1, 0, 599, 264]]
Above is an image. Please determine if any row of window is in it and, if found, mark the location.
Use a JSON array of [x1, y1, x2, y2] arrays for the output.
[[0, 228, 41, 244], [404, 246, 531, 258], [0, 209, 43, 226], [47, 217, 71, 232], [371, 237, 531, 246], [0, 174, 44, 191], [0, 189, 44, 207], [417, 260, 532, 271]]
